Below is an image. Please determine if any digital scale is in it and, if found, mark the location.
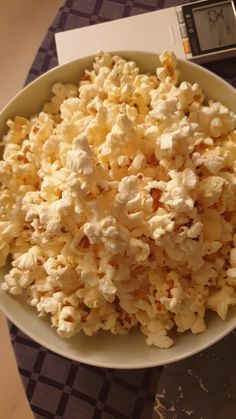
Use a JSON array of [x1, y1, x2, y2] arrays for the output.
[[55, 0, 236, 64]]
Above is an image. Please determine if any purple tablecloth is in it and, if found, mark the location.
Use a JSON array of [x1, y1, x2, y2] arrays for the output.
[[9, 1, 236, 418]]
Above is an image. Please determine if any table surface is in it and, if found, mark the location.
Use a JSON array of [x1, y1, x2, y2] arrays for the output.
[[0, 0, 63, 110], [10, 1, 236, 418]]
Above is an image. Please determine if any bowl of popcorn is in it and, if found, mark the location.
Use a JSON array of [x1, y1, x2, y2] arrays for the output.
[[1, 50, 236, 369]]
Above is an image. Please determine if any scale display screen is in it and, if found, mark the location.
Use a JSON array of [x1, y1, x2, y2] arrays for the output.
[[182, 0, 236, 56], [193, 2, 236, 51]]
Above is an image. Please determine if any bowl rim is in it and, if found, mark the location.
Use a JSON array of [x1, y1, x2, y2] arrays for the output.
[[1, 299, 236, 369]]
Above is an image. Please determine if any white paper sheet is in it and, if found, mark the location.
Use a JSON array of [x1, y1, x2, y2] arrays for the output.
[[55, 8, 185, 64]]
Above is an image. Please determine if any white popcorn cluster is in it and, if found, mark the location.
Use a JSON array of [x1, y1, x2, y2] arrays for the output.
[[1, 51, 236, 348]]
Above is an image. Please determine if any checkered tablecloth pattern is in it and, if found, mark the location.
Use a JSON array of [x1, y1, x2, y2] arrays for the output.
[[9, 1, 236, 418], [10, 321, 160, 418]]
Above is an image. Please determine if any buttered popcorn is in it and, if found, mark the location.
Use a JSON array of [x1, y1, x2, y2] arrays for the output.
[[1, 51, 236, 348]]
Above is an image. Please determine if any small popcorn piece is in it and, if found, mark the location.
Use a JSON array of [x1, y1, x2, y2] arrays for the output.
[[203, 156, 224, 174], [160, 133, 173, 150], [207, 286, 236, 319], [129, 153, 146, 171], [117, 155, 129, 166], [99, 277, 117, 303], [157, 50, 178, 82], [128, 237, 150, 262], [209, 117, 223, 138], [197, 176, 225, 206], [149, 210, 175, 241]]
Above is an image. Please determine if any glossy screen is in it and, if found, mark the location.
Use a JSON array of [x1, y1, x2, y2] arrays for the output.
[[193, 1, 236, 51]]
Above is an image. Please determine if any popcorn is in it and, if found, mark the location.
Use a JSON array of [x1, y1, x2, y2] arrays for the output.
[[117, 155, 129, 166], [197, 176, 225, 206], [66, 148, 93, 174], [207, 286, 236, 320], [56, 306, 81, 338], [175, 306, 206, 334], [203, 156, 225, 174], [149, 209, 175, 241], [1, 51, 236, 349], [127, 237, 150, 262], [84, 216, 128, 255], [177, 81, 204, 111], [161, 168, 197, 212], [99, 277, 117, 303]]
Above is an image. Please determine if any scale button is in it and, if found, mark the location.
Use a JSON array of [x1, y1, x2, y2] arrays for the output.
[[177, 9, 184, 23], [182, 37, 191, 54], [180, 23, 187, 38]]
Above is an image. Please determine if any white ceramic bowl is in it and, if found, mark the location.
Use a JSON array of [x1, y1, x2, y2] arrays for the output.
[[1, 52, 236, 369]]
